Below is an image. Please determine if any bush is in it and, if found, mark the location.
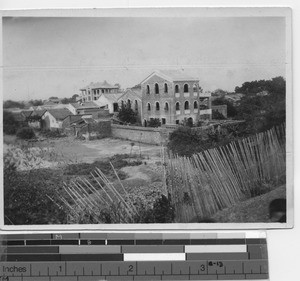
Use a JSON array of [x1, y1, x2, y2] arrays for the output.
[[40, 129, 66, 138], [3, 111, 19, 135], [148, 118, 161, 127], [4, 156, 67, 225], [212, 110, 226, 120], [16, 127, 35, 139]]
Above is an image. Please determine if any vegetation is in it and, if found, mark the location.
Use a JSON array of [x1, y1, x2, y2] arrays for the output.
[[3, 100, 25, 109], [3, 111, 20, 135], [212, 110, 226, 120], [165, 125, 286, 223], [148, 118, 161, 127], [212, 97, 237, 118], [16, 127, 35, 140], [117, 104, 137, 124], [4, 158, 67, 225]]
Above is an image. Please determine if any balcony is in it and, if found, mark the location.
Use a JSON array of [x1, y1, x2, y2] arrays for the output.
[[193, 92, 198, 97], [176, 110, 181, 115], [194, 109, 199, 113], [175, 93, 180, 98], [184, 109, 191, 114], [184, 92, 190, 98]]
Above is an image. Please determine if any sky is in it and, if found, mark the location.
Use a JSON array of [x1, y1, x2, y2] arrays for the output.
[[2, 16, 286, 101]]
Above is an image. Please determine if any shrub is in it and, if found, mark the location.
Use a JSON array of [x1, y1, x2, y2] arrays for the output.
[[16, 127, 35, 139], [40, 129, 66, 138], [148, 118, 161, 127], [3, 111, 19, 135], [212, 110, 226, 120], [4, 156, 67, 225]]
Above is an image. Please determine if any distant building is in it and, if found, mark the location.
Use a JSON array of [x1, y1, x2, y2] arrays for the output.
[[79, 81, 120, 102], [140, 70, 212, 126], [95, 93, 124, 114], [41, 108, 73, 130], [118, 88, 143, 122], [66, 101, 102, 115]]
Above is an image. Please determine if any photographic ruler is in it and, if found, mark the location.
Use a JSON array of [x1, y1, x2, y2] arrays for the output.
[[0, 231, 268, 281]]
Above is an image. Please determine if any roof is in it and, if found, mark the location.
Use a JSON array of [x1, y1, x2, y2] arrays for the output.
[[46, 108, 73, 120], [140, 70, 199, 84], [31, 110, 47, 118], [70, 102, 100, 109], [101, 93, 124, 102], [81, 80, 119, 90], [119, 88, 142, 101], [21, 110, 33, 118]]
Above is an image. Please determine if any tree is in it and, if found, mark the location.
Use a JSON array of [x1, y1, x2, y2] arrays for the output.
[[29, 99, 43, 106], [235, 76, 286, 134], [117, 103, 137, 124], [3, 100, 25, 109], [3, 111, 19, 134], [16, 127, 35, 139], [148, 118, 161, 128], [212, 97, 237, 117]]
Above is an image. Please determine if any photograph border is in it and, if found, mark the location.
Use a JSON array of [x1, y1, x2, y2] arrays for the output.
[[0, 7, 293, 231]]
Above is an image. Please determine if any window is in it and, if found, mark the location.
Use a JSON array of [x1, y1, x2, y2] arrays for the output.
[[102, 89, 104, 93], [155, 83, 159, 94], [194, 101, 198, 109], [175, 85, 179, 93], [155, 102, 160, 111], [193, 84, 197, 92], [147, 103, 151, 111], [162, 118, 166, 125], [164, 102, 169, 111], [135, 100, 138, 111], [176, 120, 180, 124], [176, 102, 180, 110], [184, 101, 190, 110], [146, 85, 150, 94], [164, 83, 168, 93], [94, 97, 97, 100], [184, 84, 189, 93]]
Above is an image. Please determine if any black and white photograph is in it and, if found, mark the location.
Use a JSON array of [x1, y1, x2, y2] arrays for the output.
[[1, 8, 292, 227]]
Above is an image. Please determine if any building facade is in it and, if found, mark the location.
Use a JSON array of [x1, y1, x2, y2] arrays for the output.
[[140, 70, 212, 126], [79, 81, 120, 102]]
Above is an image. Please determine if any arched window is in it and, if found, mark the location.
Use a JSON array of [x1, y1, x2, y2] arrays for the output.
[[164, 83, 168, 93], [121, 100, 124, 107], [147, 103, 151, 111], [184, 84, 189, 93], [194, 101, 198, 109], [193, 84, 197, 92], [164, 102, 169, 111], [155, 102, 160, 111], [175, 85, 179, 93], [135, 100, 138, 111], [155, 83, 159, 94], [127, 99, 131, 108], [146, 85, 150, 94], [184, 101, 190, 110], [176, 102, 180, 110]]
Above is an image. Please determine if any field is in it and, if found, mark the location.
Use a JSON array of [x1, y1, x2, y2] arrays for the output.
[[3, 125, 286, 225]]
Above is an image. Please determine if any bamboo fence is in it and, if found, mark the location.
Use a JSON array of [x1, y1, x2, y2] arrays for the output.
[[165, 124, 286, 223]]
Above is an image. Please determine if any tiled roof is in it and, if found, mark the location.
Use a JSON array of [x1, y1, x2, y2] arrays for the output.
[[119, 88, 142, 101], [47, 108, 73, 120], [70, 102, 100, 109], [141, 70, 198, 84], [157, 70, 198, 81], [102, 93, 124, 102], [81, 80, 119, 90], [31, 109, 47, 118]]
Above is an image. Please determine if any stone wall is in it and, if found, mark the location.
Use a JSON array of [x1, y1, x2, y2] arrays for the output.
[[111, 124, 174, 145]]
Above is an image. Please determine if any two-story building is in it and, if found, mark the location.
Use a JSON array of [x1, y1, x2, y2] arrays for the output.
[[79, 81, 120, 102], [140, 70, 211, 126]]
